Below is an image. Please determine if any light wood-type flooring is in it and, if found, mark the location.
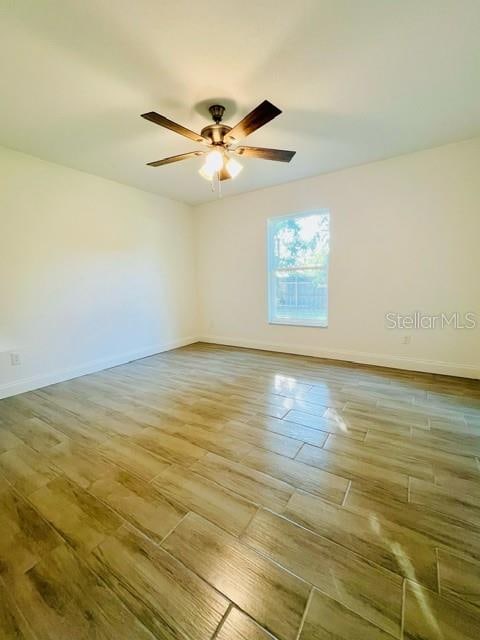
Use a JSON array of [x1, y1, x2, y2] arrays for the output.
[[1, 342, 479, 639]]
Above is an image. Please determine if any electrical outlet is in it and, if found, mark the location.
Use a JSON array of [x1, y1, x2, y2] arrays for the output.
[[10, 352, 21, 366], [401, 336, 411, 345]]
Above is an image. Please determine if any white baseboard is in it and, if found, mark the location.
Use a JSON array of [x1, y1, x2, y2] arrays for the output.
[[2, 334, 477, 400], [0, 336, 198, 400], [199, 335, 480, 379]]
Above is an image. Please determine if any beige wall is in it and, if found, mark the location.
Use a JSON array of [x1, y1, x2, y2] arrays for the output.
[[0, 146, 197, 398], [195, 138, 480, 378]]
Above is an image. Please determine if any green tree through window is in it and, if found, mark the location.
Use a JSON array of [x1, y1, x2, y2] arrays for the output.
[[268, 211, 329, 326]]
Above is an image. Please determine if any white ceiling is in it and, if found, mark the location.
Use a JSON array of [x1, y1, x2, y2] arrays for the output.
[[1, 0, 479, 205]]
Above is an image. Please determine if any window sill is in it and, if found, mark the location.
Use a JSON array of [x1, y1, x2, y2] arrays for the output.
[[268, 320, 328, 328]]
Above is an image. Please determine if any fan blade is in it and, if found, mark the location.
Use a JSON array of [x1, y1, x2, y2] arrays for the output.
[[141, 111, 209, 144], [146, 151, 205, 167], [234, 146, 296, 162], [224, 100, 282, 143]]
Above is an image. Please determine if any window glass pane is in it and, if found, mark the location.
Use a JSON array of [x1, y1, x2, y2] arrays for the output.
[[268, 212, 329, 326], [273, 269, 328, 323], [270, 212, 329, 269]]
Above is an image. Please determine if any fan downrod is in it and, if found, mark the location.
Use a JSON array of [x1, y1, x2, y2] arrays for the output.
[[208, 104, 225, 124], [201, 105, 231, 145]]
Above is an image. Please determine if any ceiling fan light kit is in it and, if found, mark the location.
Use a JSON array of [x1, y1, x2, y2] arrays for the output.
[[226, 156, 243, 178], [198, 149, 243, 181], [198, 149, 223, 181], [141, 100, 295, 193]]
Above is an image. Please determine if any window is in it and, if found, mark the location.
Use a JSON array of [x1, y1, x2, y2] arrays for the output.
[[267, 211, 329, 327]]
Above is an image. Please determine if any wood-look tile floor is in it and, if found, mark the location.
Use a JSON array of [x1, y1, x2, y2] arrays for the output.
[[1, 343, 479, 639]]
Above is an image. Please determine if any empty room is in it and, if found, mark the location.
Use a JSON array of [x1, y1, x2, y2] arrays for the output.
[[1, 1, 479, 638]]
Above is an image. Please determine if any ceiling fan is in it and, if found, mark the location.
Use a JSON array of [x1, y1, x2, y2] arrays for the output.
[[141, 100, 296, 185]]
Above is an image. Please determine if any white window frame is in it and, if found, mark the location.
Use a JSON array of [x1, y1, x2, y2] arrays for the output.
[[267, 209, 330, 328]]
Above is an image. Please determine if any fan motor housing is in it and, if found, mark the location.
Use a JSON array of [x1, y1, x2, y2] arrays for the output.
[[200, 124, 232, 145]]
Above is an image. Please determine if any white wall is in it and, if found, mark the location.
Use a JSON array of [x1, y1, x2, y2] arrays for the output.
[[0, 146, 197, 398], [195, 138, 480, 378], [2, 138, 479, 397]]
